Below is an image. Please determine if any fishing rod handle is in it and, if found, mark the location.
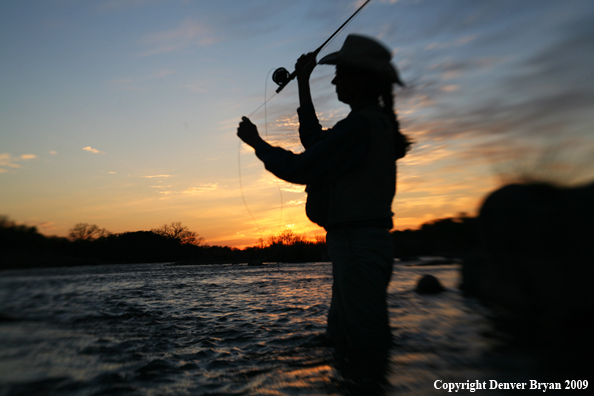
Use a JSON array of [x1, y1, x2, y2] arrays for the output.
[[274, 48, 320, 94], [274, 71, 297, 94]]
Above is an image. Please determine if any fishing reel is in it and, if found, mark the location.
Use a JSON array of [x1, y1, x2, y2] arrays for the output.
[[272, 67, 298, 93], [272, 67, 291, 86], [269, 0, 371, 94]]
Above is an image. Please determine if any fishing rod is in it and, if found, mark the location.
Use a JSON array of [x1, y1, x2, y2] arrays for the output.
[[271, 0, 372, 94], [240, 0, 372, 238]]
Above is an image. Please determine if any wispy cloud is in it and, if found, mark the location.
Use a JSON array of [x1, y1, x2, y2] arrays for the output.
[[0, 152, 38, 173], [384, 1, 594, 190], [147, 183, 222, 197], [82, 146, 103, 154], [142, 174, 172, 179], [425, 35, 477, 50], [182, 183, 220, 194], [139, 18, 220, 57], [285, 200, 305, 206], [259, 174, 306, 193], [440, 85, 459, 92]]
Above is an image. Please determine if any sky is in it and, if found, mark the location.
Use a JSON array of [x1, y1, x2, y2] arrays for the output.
[[1, 0, 593, 248]]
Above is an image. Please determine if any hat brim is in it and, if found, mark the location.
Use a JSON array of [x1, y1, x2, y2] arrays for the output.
[[319, 53, 404, 86], [319, 52, 339, 65]]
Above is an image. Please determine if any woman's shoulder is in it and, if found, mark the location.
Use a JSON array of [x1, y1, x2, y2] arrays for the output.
[[334, 112, 368, 132]]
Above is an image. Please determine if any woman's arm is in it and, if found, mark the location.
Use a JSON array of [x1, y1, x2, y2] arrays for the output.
[[238, 53, 317, 150], [238, 112, 369, 186], [296, 53, 324, 149], [296, 53, 316, 108], [254, 114, 368, 185]]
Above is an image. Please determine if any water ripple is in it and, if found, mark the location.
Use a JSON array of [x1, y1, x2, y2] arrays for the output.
[[0, 262, 544, 395]]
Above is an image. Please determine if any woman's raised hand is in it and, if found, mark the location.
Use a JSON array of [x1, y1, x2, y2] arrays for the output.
[[295, 52, 317, 81], [237, 117, 263, 148]]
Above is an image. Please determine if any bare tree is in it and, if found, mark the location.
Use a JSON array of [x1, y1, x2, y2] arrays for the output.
[[151, 222, 204, 246], [268, 229, 304, 246], [313, 232, 326, 244], [69, 223, 110, 241]]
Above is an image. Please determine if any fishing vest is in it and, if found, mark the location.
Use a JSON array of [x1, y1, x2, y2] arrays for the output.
[[306, 105, 396, 228]]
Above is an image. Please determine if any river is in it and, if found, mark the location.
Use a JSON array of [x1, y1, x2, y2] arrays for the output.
[[0, 261, 566, 395]]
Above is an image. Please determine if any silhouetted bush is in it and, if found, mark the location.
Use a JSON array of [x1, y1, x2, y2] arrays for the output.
[[94, 231, 186, 263], [2, 214, 482, 270], [0, 216, 46, 251], [392, 213, 479, 258]]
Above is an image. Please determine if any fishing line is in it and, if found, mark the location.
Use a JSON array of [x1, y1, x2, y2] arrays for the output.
[[263, 71, 285, 236], [272, 0, 372, 94], [237, 138, 262, 237], [261, 68, 285, 236], [238, 68, 284, 239], [248, 92, 277, 119], [238, 0, 373, 243], [245, 0, 373, 115]]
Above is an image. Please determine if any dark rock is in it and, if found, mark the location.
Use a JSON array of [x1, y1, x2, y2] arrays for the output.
[[415, 274, 445, 294], [462, 181, 594, 350]]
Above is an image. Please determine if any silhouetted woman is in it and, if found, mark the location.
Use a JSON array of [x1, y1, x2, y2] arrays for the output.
[[238, 34, 410, 361]]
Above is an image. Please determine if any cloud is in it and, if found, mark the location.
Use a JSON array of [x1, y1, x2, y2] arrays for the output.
[[387, 1, 594, 183], [0, 152, 37, 172], [182, 183, 220, 194], [440, 85, 459, 92], [146, 183, 222, 197], [425, 35, 477, 50], [142, 174, 172, 178], [139, 18, 220, 57], [82, 146, 102, 154], [285, 200, 305, 206], [259, 174, 306, 193]]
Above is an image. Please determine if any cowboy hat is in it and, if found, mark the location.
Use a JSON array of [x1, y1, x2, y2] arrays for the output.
[[319, 34, 404, 86]]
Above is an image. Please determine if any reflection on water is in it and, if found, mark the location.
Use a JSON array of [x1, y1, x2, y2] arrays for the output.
[[0, 262, 546, 395]]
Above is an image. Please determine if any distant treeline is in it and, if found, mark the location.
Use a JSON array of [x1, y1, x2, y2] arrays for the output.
[[392, 213, 479, 258], [0, 214, 479, 270]]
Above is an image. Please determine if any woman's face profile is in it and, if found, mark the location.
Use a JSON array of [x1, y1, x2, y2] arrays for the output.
[[331, 67, 362, 105]]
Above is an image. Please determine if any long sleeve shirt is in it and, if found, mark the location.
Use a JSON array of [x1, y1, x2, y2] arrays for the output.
[[254, 103, 396, 229], [254, 103, 369, 185]]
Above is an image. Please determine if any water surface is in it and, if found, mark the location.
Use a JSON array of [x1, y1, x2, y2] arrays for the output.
[[0, 262, 546, 395]]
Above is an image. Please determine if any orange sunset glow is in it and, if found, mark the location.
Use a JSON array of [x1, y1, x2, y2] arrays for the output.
[[2, 1, 593, 248]]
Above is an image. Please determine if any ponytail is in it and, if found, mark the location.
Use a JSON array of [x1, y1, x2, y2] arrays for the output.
[[381, 85, 411, 160], [345, 66, 412, 159]]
